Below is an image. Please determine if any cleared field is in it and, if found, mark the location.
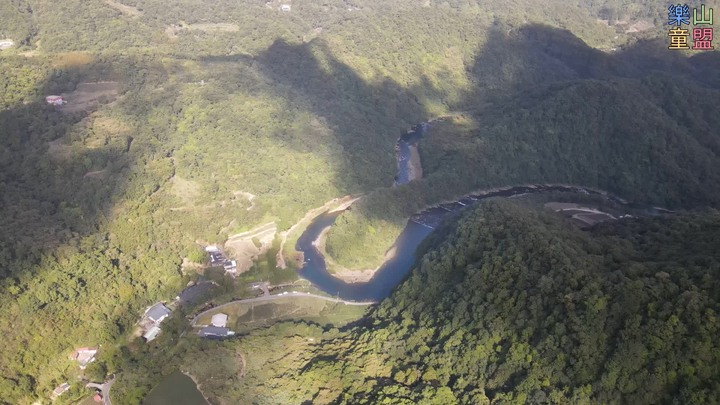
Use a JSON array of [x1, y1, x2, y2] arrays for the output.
[[544, 201, 617, 227], [195, 296, 368, 332], [105, 0, 142, 16], [224, 222, 277, 274], [59, 82, 120, 113], [165, 23, 239, 39]]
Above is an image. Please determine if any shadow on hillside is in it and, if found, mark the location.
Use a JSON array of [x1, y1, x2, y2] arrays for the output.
[[201, 39, 430, 193], [0, 60, 164, 275], [455, 24, 720, 208], [189, 24, 720, 263], [466, 24, 720, 106], [0, 57, 192, 401]]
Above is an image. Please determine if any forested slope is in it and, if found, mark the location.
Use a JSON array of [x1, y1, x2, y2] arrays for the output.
[[187, 202, 720, 404], [325, 29, 720, 269], [0, 0, 715, 402]]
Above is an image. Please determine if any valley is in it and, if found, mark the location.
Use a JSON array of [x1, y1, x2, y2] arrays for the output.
[[0, 1, 719, 404]]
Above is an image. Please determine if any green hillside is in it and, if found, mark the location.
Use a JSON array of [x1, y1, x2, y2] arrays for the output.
[[325, 31, 720, 269], [184, 201, 720, 404], [0, 0, 718, 403]]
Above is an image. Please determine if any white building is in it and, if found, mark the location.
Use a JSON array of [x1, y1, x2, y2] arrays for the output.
[[143, 325, 162, 342], [281, 4, 291, 11], [0, 39, 14, 50], [45, 95, 65, 106], [211, 313, 228, 328], [223, 259, 237, 274], [70, 347, 98, 369]]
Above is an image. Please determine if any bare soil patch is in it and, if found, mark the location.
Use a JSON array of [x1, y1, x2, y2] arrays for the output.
[[84, 169, 107, 178], [165, 22, 239, 39], [224, 222, 278, 274], [170, 176, 202, 206], [90, 115, 131, 137], [625, 20, 654, 34], [58, 82, 120, 113], [105, 0, 143, 17], [52, 52, 94, 68], [545, 202, 617, 227], [407, 144, 423, 181]]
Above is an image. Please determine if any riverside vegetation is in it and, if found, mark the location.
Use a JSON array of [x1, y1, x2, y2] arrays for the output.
[[179, 201, 720, 404], [0, 0, 719, 404]]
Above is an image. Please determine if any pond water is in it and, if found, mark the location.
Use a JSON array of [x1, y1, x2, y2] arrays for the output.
[[144, 371, 208, 405]]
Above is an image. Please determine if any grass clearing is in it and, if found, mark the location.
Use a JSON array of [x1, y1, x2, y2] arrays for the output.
[[59, 82, 120, 113], [195, 296, 369, 333], [104, 0, 143, 17]]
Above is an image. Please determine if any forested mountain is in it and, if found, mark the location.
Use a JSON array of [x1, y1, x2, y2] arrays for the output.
[[184, 201, 720, 404], [0, 0, 718, 403], [325, 29, 720, 269]]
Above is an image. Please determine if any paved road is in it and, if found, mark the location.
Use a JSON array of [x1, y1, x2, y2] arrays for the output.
[[86, 377, 114, 405], [191, 292, 375, 326]]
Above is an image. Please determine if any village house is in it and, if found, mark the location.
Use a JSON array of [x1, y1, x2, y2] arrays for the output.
[[52, 382, 71, 398], [144, 303, 171, 324], [223, 259, 237, 274], [281, 4, 291, 11], [45, 95, 65, 106], [198, 326, 235, 339], [206, 245, 226, 266], [143, 325, 162, 342], [69, 347, 98, 369]]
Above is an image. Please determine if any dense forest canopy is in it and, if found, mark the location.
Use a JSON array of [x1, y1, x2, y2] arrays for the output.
[[181, 201, 720, 404], [0, 0, 718, 403]]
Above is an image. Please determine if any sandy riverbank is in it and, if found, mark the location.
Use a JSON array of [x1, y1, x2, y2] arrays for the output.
[[277, 195, 362, 269], [407, 144, 423, 182]]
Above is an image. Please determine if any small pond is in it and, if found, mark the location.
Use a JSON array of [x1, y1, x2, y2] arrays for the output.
[[144, 371, 208, 405]]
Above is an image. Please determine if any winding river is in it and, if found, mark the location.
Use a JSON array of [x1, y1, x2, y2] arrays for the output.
[[295, 122, 641, 302]]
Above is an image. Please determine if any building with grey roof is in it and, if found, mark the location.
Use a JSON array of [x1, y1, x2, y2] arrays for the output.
[[145, 303, 172, 324], [198, 326, 235, 339]]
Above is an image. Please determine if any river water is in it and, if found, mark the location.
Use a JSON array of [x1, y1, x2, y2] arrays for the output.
[[296, 122, 641, 302], [394, 122, 427, 185]]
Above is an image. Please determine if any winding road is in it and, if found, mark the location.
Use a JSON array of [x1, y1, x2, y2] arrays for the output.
[[191, 292, 375, 326], [86, 377, 114, 405]]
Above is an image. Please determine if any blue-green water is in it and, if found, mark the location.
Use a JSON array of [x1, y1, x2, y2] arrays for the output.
[[144, 371, 208, 405]]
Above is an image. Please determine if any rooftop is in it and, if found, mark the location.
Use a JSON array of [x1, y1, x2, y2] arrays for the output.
[[211, 313, 228, 327], [52, 383, 71, 397], [143, 325, 162, 342], [145, 303, 171, 323], [70, 347, 98, 367], [198, 326, 235, 338]]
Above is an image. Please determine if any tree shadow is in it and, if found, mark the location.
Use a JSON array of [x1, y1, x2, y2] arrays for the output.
[[0, 62, 127, 272], [201, 38, 431, 193], [445, 24, 720, 208], [0, 56, 186, 401], [464, 23, 720, 103]]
